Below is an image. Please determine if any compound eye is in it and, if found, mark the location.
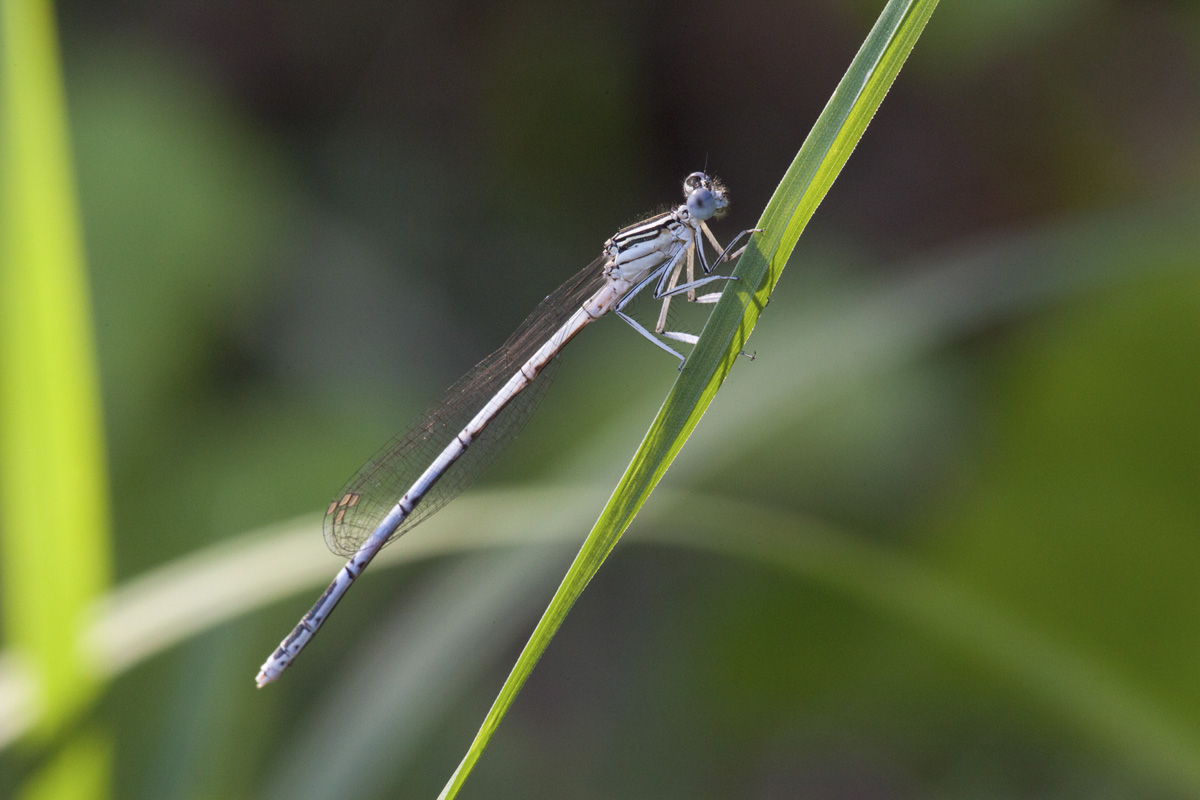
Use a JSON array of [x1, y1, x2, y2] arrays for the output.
[[683, 171, 710, 195], [686, 187, 717, 219]]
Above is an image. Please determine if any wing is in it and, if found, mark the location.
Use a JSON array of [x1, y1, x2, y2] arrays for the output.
[[323, 254, 610, 556]]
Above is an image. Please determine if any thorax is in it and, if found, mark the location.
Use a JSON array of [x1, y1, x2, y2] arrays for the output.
[[602, 210, 693, 282]]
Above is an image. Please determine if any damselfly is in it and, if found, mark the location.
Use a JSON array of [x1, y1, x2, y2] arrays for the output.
[[257, 172, 755, 686]]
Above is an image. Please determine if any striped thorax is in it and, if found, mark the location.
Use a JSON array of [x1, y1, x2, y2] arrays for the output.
[[603, 172, 728, 282]]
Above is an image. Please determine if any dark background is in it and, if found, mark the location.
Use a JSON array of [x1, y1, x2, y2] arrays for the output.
[[31, 0, 1200, 797]]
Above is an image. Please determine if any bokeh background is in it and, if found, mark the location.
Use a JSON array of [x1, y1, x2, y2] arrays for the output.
[[4, 0, 1200, 797]]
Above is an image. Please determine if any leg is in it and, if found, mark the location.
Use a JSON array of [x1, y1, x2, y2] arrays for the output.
[[653, 230, 743, 341], [617, 262, 671, 315], [656, 272, 736, 299], [686, 233, 698, 301], [617, 310, 686, 365], [655, 257, 754, 362], [659, 330, 756, 361], [656, 229, 742, 327], [699, 224, 762, 273], [615, 266, 688, 365], [613, 230, 757, 367], [661, 331, 698, 345], [655, 246, 689, 334], [646, 243, 694, 334], [694, 226, 713, 276], [652, 245, 690, 298], [665, 225, 761, 310]]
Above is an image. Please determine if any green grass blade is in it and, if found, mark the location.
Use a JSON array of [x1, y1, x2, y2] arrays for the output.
[[0, 0, 112, 795], [438, 1, 940, 796]]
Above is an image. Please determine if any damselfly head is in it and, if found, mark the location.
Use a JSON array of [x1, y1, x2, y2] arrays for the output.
[[682, 171, 729, 221]]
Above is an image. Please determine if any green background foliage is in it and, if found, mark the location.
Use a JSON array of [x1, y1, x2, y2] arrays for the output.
[[2, 0, 1199, 798]]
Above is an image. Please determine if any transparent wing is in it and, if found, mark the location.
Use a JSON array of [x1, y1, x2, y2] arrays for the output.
[[323, 255, 609, 556]]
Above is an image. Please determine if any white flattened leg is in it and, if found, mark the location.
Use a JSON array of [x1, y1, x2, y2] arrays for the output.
[[658, 326, 755, 361], [661, 331, 699, 345], [616, 310, 686, 365]]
